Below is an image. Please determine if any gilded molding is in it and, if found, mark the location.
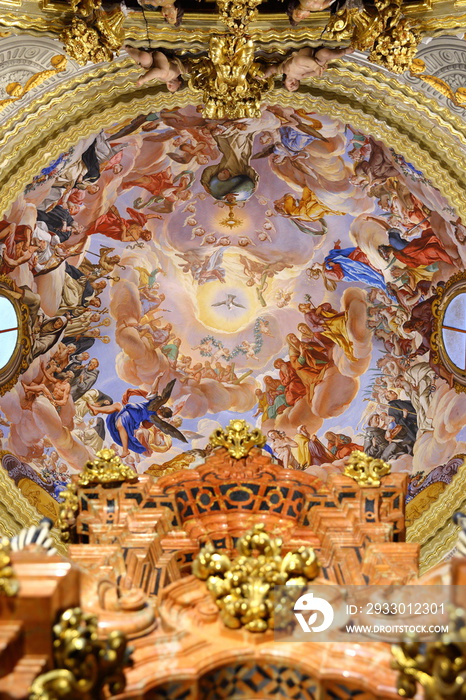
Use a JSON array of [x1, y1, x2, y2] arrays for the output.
[[0, 452, 67, 556], [406, 456, 466, 574], [56, 482, 78, 543], [2, 0, 466, 41]]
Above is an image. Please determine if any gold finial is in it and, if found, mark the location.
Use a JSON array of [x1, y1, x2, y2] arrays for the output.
[[209, 419, 266, 459], [57, 483, 79, 542], [392, 607, 466, 700], [193, 523, 319, 632], [0, 537, 19, 597], [78, 448, 137, 486], [29, 607, 130, 699], [344, 450, 391, 487]]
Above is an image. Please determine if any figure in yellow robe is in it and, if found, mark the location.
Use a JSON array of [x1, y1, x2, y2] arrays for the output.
[[274, 186, 344, 222], [298, 302, 356, 363]]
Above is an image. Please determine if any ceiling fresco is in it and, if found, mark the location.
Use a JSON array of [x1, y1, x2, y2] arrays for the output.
[[0, 102, 465, 526]]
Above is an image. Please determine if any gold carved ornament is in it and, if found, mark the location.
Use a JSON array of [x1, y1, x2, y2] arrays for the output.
[[56, 482, 79, 543], [209, 419, 266, 459], [60, 2, 124, 66], [29, 607, 131, 700], [323, 0, 421, 74], [392, 608, 466, 700], [343, 450, 391, 487], [193, 522, 319, 632], [78, 448, 138, 486], [0, 55, 67, 114], [188, 0, 273, 119], [409, 59, 466, 108], [0, 536, 19, 597]]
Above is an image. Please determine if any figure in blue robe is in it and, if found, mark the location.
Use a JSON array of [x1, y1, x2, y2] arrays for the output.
[[90, 379, 187, 456], [324, 246, 388, 292]]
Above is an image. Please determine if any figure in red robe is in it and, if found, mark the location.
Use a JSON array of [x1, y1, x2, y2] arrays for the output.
[[379, 228, 455, 268], [85, 206, 159, 242], [273, 358, 306, 406], [121, 168, 175, 197]]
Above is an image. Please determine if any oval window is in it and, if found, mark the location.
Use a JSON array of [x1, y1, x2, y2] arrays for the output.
[[0, 295, 19, 370], [432, 274, 466, 392]]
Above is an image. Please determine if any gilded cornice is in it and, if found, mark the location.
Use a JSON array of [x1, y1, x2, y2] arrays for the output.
[[1, 0, 466, 41], [1, 55, 465, 218], [0, 455, 67, 556], [406, 457, 466, 574]]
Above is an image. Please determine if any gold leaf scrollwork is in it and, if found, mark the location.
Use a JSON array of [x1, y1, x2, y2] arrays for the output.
[[344, 450, 391, 487], [209, 419, 266, 459], [392, 607, 466, 700], [193, 523, 319, 632], [57, 482, 79, 543], [78, 448, 138, 486], [29, 607, 130, 700], [0, 536, 19, 597]]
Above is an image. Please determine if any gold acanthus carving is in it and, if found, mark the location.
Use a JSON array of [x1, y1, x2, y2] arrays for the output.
[[210, 419, 266, 458], [0, 536, 19, 597], [392, 608, 466, 700], [193, 523, 319, 632], [29, 607, 130, 700], [344, 450, 391, 487], [78, 448, 138, 486]]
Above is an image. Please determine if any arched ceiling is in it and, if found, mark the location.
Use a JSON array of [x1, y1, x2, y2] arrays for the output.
[[1, 0, 466, 572]]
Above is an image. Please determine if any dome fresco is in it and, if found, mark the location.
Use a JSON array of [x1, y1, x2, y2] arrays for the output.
[[0, 103, 464, 522]]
